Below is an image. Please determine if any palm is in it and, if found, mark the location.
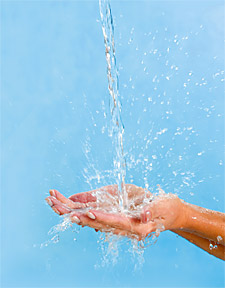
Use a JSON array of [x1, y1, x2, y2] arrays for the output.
[[46, 185, 183, 240], [46, 184, 150, 215]]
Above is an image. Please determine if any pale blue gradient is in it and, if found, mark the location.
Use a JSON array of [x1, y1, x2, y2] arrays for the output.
[[1, 1, 224, 287]]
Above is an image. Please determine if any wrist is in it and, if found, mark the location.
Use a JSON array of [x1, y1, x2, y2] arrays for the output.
[[178, 201, 202, 232], [174, 199, 190, 230]]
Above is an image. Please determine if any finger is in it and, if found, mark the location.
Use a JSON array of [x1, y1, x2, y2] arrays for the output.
[[87, 210, 136, 232], [70, 212, 110, 231], [52, 204, 71, 215], [46, 197, 74, 215], [71, 210, 153, 240], [89, 210, 153, 240], [46, 196, 71, 209], [49, 189, 81, 207], [70, 212, 134, 238], [70, 211, 125, 233], [140, 200, 166, 225], [49, 191, 87, 209], [52, 196, 87, 210], [141, 203, 155, 224], [49, 189, 69, 203], [52, 207, 61, 215], [70, 185, 118, 202]]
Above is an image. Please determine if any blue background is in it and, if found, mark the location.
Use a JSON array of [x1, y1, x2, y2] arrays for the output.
[[1, 0, 225, 287]]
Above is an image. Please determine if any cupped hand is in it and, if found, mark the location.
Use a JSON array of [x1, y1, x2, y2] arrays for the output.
[[45, 184, 150, 215], [45, 184, 186, 241]]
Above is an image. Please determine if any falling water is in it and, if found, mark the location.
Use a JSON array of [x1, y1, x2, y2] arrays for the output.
[[99, 0, 127, 210], [42, 0, 224, 268]]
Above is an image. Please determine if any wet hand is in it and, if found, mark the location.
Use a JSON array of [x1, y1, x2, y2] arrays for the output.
[[69, 193, 186, 240], [45, 184, 150, 215], [46, 185, 186, 241]]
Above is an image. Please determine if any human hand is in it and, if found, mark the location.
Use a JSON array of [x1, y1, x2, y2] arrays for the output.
[[45, 184, 150, 216], [70, 193, 186, 240], [46, 184, 186, 240]]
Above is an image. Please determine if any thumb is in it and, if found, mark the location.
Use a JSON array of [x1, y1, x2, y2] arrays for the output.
[[141, 203, 155, 224]]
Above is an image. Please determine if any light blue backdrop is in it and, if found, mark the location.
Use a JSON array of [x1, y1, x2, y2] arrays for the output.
[[1, 0, 224, 287]]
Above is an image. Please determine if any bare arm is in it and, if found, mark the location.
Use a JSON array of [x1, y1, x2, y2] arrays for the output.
[[181, 202, 225, 244], [170, 202, 225, 260], [171, 230, 225, 260]]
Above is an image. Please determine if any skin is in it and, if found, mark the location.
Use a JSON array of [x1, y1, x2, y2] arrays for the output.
[[45, 184, 225, 260]]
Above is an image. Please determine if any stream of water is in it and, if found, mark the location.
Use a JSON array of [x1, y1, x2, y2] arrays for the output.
[[99, 0, 128, 211]]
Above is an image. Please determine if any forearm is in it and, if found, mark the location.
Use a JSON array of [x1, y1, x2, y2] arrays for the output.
[[181, 201, 225, 244], [171, 229, 225, 260]]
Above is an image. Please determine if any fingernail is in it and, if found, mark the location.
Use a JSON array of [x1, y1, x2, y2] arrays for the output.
[[86, 211, 96, 220], [145, 211, 151, 222], [52, 207, 60, 215], [72, 216, 81, 224], [46, 198, 53, 207], [50, 189, 56, 197]]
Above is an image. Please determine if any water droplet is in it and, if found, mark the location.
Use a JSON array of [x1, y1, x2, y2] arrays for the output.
[[217, 235, 223, 242]]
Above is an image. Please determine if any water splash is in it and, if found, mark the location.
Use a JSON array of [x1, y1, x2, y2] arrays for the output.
[[95, 232, 145, 270], [44, 0, 223, 268], [40, 215, 79, 249], [99, 0, 127, 210]]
